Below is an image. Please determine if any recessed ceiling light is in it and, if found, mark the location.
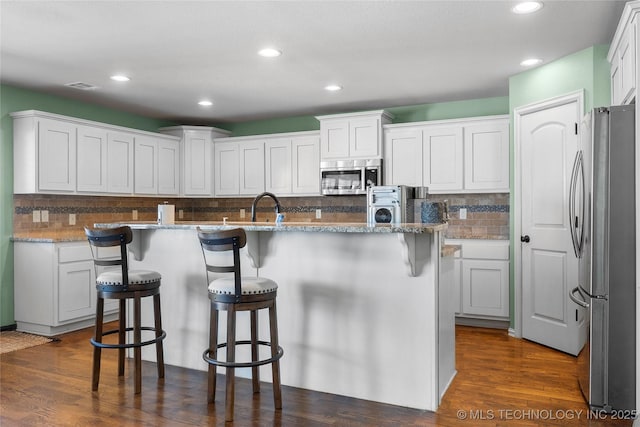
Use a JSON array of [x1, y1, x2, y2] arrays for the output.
[[258, 48, 282, 58], [512, 1, 543, 14], [110, 74, 130, 82], [520, 58, 543, 67], [324, 84, 343, 92], [198, 100, 213, 107]]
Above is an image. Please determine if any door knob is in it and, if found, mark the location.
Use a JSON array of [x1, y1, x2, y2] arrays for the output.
[[521, 235, 530, 243]]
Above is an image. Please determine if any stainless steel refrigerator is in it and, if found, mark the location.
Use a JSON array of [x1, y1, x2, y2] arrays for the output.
[[569, 105, 636, 412]]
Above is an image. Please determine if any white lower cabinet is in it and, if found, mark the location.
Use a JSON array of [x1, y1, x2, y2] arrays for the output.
[[446, 239, 510, 320], [14, 241, 118, 337]]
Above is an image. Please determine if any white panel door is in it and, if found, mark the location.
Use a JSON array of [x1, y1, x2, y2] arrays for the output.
[[134, 136, 157, 194], [464, 122, 509, 191], [520, 100, 585, 355], [158, 139, 179, 195], [384, 129, 422, 186], [349, 118, 380, 158], [423, 126, 463, 192], [58, 261, 95, 322], [462, 260, 509, 317], [214, 142, 240, 196], [107, 132, 134, 194], [77, 126, 107, 193], [292, 136, 320, 194], [265, 139, 292, 194], [239, 141, 265, 195], [38, 118, 76, 191], [320, 119, 349, 159], [183, 131, 212, 195]]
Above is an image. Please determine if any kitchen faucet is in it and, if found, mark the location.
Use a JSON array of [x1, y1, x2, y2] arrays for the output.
[[251, 192, 281, 222]]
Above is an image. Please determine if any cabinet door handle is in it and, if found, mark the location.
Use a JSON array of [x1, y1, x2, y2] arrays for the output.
[[520, 235, 530, 243]]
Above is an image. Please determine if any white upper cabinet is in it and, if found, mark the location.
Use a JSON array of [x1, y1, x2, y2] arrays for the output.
[[383, 115, 509, 193], [214, 141, 241, 196], [264, 134, 321, 195], [463, 121, 509, 192], [265, 138, 293, 194], [37, 118, 77, 192], [423, 126, 464, 192], [239, 141, 265, 195], [291, 135, 320, 195], [215, 131, 320, 197], [609, 3, 639, 105], [134, 135, 180, 195], [214, 139, 265, 197], [106, 132, 134, 194], [77, 126, 108, 193], [159, 125, 231, 197], [317, 110, 393, 160], [11, 110, 180, 196], [383, 128, 423, 186]]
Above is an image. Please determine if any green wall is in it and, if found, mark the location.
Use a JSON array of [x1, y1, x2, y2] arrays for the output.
[[507, 45, 612, 327], [0, 84, 177, 328], [224, 96, 509, 136]]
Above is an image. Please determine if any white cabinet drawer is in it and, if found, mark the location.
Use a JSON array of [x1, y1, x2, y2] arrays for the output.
[[445, 239, 509, 260], [58, 243, 92, 263]]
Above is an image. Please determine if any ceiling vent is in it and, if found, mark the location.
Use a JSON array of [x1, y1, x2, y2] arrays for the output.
[[64, 81, 98, 90]]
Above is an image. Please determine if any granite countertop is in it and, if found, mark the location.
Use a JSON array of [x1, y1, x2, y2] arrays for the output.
[[95, 221, 448, 234], [13, 221, 448, 242], [12, 229, 88, 243]]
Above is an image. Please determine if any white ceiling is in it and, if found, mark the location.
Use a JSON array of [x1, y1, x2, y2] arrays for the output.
[[0, 0, 627, 125]]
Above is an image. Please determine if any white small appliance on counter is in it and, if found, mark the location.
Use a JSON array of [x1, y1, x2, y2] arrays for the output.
[[157, 202, 175, 225], [367, 185, 413, 226]]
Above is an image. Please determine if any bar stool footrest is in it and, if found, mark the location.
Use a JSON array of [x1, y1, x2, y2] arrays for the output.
[[203, 340, 284, 368], [91, 326, 167, 349]]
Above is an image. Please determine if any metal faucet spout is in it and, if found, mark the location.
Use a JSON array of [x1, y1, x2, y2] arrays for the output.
[[251, 192, 281, 222]]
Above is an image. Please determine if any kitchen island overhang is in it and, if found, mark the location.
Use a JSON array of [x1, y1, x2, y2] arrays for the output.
[[95, 221, 456, 411]]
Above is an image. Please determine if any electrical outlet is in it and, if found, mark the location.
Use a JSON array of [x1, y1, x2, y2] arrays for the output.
[[240, 209, 246, 219], [132, 210, 138, 220], [32, 210, 41, 223], [178, 209, 184, 219], [459, 208, 467, 220], [41, 210, 49, 222], [69, 214, 76, 226], [316, 209, 322, 219]]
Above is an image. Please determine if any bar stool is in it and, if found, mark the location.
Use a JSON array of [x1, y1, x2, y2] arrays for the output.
[[85, 226, 166, 394], [196, 227, 283, 422]]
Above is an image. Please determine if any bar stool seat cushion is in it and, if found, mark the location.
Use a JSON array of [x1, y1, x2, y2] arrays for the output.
[[208, 277, 277, 296], [97, 270, 161, 286]]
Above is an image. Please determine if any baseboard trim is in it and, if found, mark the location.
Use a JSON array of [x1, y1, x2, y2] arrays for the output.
[[455, 317, 510, 330], [1, 323, 18, 332]]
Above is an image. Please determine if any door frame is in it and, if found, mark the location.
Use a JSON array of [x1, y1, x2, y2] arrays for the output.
[[512, 90, 584, 338]]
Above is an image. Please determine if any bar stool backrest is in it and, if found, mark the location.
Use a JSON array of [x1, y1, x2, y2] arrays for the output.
[[85, 226, 133, 290], [196, 227, 246, 301]]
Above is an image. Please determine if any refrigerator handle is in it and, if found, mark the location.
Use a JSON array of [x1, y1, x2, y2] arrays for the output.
[[569, 286, 589, 308], [576, 151, 585, 256], [569, 151, 580, 257]]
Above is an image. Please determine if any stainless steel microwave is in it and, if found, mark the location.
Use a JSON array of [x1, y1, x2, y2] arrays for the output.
[[320, 159, 382, 195]]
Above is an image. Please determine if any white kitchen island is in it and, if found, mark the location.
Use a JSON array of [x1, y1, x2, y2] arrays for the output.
[[95, 221, 456, 411]]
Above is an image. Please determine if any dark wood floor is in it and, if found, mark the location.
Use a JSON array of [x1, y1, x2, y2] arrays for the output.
[[0, 324, 634, 426]]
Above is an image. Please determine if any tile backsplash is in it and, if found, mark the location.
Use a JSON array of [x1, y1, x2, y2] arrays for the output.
[[14, 192, 509, 240]]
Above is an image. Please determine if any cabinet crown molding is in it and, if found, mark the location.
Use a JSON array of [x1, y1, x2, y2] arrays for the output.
[[11, 110, 180, 141], [608, 0, 640, 62], [315, 109, 394, 121]]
